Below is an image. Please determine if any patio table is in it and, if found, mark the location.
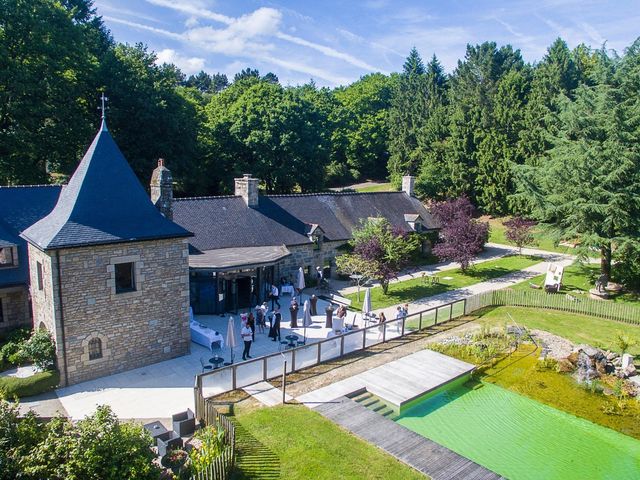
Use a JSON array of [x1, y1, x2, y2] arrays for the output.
[[143, 421, 168, 446], [285, 334, 299, 348], [209, 357, 224, 369]]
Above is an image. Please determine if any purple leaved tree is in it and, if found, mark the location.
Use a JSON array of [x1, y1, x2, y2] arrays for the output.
[[431, 197, 489, 272], [503, 217, 537, 254], [336, 218, 420, 294]]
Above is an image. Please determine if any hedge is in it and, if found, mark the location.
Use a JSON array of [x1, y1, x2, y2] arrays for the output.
[[0, 370, 60, 398]]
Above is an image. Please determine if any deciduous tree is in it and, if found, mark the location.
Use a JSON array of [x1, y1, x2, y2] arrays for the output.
[[336, 218, 420, 294], [431, 197, 489, 271]]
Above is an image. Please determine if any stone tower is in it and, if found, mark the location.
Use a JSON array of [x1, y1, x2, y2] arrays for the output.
[[22, 119, 192, 386], [150, 158, 173, 220]]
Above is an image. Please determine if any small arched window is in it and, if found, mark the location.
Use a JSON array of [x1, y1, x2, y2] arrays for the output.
[[88, 338, 103, 360]]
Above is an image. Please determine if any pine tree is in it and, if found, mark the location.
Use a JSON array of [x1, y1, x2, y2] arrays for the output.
[[388, 49, 430, 184]]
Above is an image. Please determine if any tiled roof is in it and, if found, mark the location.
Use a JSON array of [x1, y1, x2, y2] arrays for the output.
[[22, 121, 191, 250], [0, 185, 62, 286], [173, 191, 437, 252]]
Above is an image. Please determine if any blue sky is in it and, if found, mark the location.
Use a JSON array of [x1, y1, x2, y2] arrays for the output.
[[94, 0, 640, 87]]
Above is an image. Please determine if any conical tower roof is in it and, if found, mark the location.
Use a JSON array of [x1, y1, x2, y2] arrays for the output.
[[22, 121, 191, 250]]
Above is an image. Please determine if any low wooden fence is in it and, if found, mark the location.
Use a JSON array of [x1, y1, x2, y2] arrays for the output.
[[479, 289, 640, 325], [191, 400, 236, 480]]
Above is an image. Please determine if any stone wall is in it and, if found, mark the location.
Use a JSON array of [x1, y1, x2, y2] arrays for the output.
[[278, 240, 345, 282], [29, 238, 191, 386], [0, 286, 31, 333]]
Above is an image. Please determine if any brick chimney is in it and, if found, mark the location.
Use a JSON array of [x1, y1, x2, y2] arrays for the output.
[[150, 158, 173, 220], [234, 174, 259, 207], [402, 175, 415, 197]]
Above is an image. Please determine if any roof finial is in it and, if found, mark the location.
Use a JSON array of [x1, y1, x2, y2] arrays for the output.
[[99, 92, 109, 131]]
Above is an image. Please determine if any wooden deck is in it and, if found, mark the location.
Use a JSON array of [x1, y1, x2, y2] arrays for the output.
[[297, 349, 475, 410], [316, 396, 504, 480]]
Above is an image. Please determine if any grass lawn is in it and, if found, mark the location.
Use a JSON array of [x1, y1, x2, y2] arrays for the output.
[[470, 306, 640, 356], [355, 182, 394, 192], [347, 255, 542, 310], [512, 262, 640, 305], [233, 404, 425, 480], [487, 217, 582, 255]]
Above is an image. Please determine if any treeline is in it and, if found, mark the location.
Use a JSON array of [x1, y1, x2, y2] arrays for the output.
[[1, 1, 639, 214]]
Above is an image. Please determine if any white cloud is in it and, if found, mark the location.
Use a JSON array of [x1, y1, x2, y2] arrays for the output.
[[155, 49, 206, 75], [276, 31, 382, 72], [102, 16, 184, 40], [184, 8, 282, 56], [145, 1, 382, 73], [185, 16, 199, 28], [145, 0, 234, 24]]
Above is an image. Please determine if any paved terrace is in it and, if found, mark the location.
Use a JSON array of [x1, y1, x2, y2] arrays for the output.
[[19, 243, 573, 420]]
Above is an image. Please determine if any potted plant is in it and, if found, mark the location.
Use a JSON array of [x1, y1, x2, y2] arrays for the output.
[[161, 448, 189, 475]]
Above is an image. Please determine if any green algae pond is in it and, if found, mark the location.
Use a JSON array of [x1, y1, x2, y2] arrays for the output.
[[396, 381, 640, 479]]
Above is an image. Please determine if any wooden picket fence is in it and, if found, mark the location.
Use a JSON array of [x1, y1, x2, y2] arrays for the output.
[[190, 400, 236, 480], [472, 288, 640, 325]]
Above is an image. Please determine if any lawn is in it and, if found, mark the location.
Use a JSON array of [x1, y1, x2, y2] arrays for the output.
[[355, 182, 394, 192], [512, 262, 640, 305], [233, 404, 425, 480], [487, 217, 581, 255], [346, 255, 542, 310], [470, 306, 640, 356]]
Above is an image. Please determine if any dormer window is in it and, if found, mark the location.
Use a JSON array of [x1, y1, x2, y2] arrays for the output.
[[306, 224, 324, 251], [404, 214, 423, 232], [0, 246, 16, 268]]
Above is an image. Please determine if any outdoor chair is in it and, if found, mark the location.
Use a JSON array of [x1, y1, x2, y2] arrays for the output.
[[200, 357, 213, 373], [172, 409, 196, 437], [157, 431, 183, 457]]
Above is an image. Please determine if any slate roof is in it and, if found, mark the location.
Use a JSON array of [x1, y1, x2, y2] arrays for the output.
[[190, 245, 291, 271], [0, 185, 62, 287], [22, 121, 191, 250], [173, 191, 437, 253]]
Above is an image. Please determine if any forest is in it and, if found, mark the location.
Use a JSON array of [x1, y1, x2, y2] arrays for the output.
[[1, 1, 639, 214]]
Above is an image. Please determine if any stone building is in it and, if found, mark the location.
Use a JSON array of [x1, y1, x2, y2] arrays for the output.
[[170, 173, 438, 315], [0, 186, 61, 333], [20, 120, 192, 386]]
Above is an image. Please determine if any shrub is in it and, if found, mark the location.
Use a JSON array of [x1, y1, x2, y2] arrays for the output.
[[22, 330, 56, 370], [20, 405, 161, 480], [0, 370, 59, 398], [0, 328, 31, 369], [189, 425, 225, 474]]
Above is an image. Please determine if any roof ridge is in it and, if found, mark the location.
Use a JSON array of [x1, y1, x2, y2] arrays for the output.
[[266, 191, 403, 197], [0, 184, 63, 189], [175, 194, 240, 201]]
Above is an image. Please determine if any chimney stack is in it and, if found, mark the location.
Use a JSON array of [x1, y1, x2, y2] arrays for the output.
[[150, 158, 173, 220], [234, 174, 259, 207], [402, 175, 415, 197]]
